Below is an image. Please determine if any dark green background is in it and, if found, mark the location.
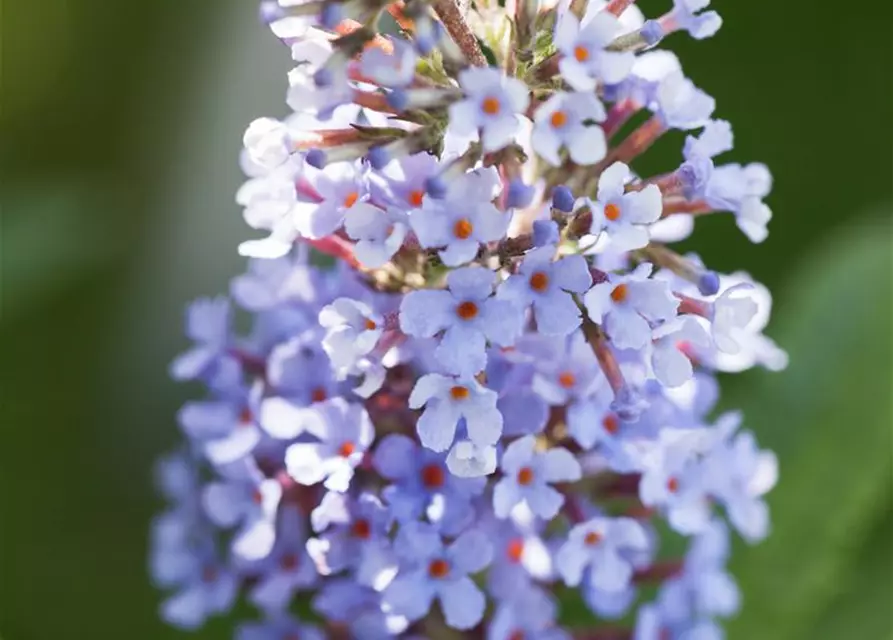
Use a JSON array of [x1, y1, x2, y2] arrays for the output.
[[1, 1, 891, 638]]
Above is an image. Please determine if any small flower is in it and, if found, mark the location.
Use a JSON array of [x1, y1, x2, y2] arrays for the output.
[[313, 578, 411, 637], [488, 587, 571, 640], [654, 72, 715, 130], [319, 297, 384, 376], [448, 67, 530, 152], [201, 459, 281, 560], [400, 266, 523, 375], [583, 263, 680, 350], [650, 316, 711, 387], [160, 549, 238, 630], [554, 9, 634, 91], [532, 91, 607, 166], [409, 373, 503, 453], [374, 434, 485, 535], [409, 169, 508, 266], [493, 437, 582, 519], [236, 613, 326, 640], [584, 162, 663, 251], [555, 516, 650, 592], [243, 117, 293, 170], [284, 398, 374, 492], [249, 506, 319, 613], [170, 297, 232, 381], [664, 0, 722, 40], [359, 37, 418, 88], [704, 426, 777, 542], [177, 390, 262, 466], [709, 283, 759, 354], [344, 204, 409, 268], [306, 491, 395, 587], [383, 522, 492, 629], [297, 160, 370, 238], [498, 247, 593, 336]]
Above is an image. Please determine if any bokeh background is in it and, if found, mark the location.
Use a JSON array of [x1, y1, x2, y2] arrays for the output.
[[1, 1, 891, 638]]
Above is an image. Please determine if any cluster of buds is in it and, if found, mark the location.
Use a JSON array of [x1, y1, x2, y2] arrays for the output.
[[150, 0, 788, 637]]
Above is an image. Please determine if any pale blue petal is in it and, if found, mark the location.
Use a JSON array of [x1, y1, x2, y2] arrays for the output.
[[447, 266, 497, 300], [449, 528, 493, 574], [417, 401, 461, 452], [399, 289, 455, 337], [436, 324, 487, 376], [526, 484, 565, 519], [534, 291, 582, 335], [541, 446, 582, 482], [440, 238, 481, 266], [439, 577, 486, 629], [373, 434, 418, 480]]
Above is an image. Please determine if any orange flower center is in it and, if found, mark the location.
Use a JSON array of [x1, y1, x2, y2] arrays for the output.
[[351, 518, 371, 539], [481, 97, 501, 115], [453, 218, 474, 239], [558, 371, 576, 389], [456, 301, 479, 320], [529, 271, 549, 292], [508, 632, 526, 640], [239, 407, 253, 425], [584, 531, 603, 546], [517, 466, 535, 486], [364, 318, 377, 331], [604, 203, 621, 221], [408, 189, 425, 207], [311, 387, 328, 403], [343, 191, 359, 208], [667, 477, 679, 493], [550, 110, 568, 128], [574, 45, 590, 62], [201, 566, 218, 583], [610, 284, 628, 303], [421, 463, 445, 488], [506, 537, 525, 563], [602, 414, 619, 434], [428, 558, 450, 578], [338, 441, 355, 457], [252, 489, 264, 504], [450, 385, 470, 400]]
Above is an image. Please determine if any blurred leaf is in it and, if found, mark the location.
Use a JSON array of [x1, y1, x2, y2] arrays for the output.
[[727, 215, 893, 640], [1, 182, 128, 320]]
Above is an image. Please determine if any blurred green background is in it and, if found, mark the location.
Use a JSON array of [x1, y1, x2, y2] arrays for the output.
[[1, 1, 891, 638]]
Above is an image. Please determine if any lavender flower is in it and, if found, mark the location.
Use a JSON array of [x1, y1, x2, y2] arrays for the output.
[[153, 1, 785, 635]]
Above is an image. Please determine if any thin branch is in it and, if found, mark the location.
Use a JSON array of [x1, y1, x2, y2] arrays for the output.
[[433, 0, 488, 66]]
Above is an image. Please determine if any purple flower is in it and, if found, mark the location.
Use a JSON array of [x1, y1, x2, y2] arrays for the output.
[[532, 91, 607, 166], [400, 266, 523, 375], [177, 389, 262, 466], [583, 162, 663, 251], [665, 0, 722, 40], [650, 317, 711, 387], [494, 436, 582, 519], [409, 373, 502, 453], [583, 262, 679, 350], [248, 506, 319, 613], [159, 548, 238, 630], [170, 297, 232, 381], [284, 398, 374, 492], [498, 247, 592, 336], [306, 491, 395, 588], [344, 203, 409, 268], [314, 578, 411, 637], [555, 516, 650, 592], [236, 613, 325, 640], [654, 72, 715, 130], [319, 297, 384, 376], [554, 9, 634, 90], [201, 459, 281, 560], [383, 522, 492, 629], [409, 169, 509, 266], [488, 587, 570, 640], [297, 161, 370, 238], [359, 37, 417, 88], [448, 67, 530, 152], [373, 434, 485, 535]]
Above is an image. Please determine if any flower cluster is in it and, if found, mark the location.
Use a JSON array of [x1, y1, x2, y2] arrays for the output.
[[150, 0, 787, 637]]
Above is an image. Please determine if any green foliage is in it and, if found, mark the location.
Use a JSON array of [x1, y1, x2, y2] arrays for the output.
[[726, 219, 893, 640]]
